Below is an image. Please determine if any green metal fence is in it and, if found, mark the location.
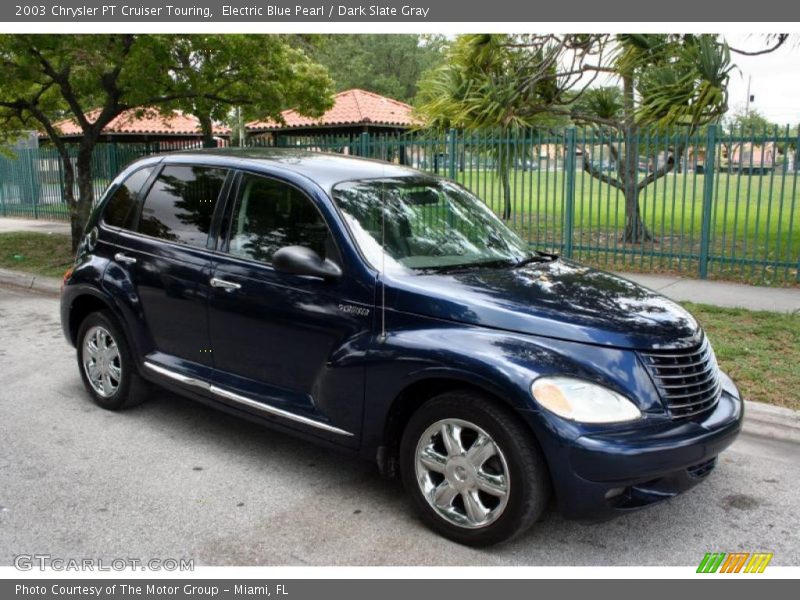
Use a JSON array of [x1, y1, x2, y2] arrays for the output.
[[1, 127, 798, 285], [0, 139, 202, 222], [276, 126, 800, 285]]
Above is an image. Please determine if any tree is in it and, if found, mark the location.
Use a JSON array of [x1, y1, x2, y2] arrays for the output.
[[0, 35, 333, 249], [164, 35, 333, 148], [308, 34, 446, 103], [415, 35, 579, 220], [416, 34, 736, 242], [723, 108, 773, 135]]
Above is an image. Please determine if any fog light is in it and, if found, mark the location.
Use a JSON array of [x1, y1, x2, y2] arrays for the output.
[[604, 487, 626, 500]]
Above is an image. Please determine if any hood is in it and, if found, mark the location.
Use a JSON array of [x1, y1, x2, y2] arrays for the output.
[[385, 259, 700, 349]]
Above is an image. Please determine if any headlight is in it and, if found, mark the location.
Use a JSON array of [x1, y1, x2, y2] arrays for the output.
[[531, 376, 641, 423]]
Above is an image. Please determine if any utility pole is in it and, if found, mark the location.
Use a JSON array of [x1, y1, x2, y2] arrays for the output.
[[745, 75, 752, 118], [236, 106, 246, 147]]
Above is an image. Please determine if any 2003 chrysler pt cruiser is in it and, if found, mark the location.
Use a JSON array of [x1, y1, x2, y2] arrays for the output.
[[61, 149, 743, 546]]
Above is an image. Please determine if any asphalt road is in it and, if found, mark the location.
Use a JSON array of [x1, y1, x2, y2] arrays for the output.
[[1, 285, 798, 566]]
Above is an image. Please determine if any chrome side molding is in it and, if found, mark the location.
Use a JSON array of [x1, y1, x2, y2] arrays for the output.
[[209, 385, 353, 437], [144, 361, 210, 391], [143, 361, 353, 437]]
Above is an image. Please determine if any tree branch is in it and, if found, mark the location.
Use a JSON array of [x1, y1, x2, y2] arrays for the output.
[[635, 144, 685, 191], [582, 152, 624, 190], [729, 34, 788, 56]]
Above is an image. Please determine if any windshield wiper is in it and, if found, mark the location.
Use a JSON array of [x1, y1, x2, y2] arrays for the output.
[[514, 251, 559, 268], [419, 259, 518, 274]]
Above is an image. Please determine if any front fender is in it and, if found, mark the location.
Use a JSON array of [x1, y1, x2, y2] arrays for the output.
[[358, 312, 664, 460]]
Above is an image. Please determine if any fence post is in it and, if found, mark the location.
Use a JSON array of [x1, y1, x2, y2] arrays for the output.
[[359, 132, 370, 158], [563, 127, 577, 258], [698, 124, 718, 279], [0, 159, 6, 216], [110, 140, 119, 175], [447, 128, 457, 180]]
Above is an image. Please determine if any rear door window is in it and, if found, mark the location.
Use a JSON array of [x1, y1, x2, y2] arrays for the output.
[[137, 165, 228, 247], [102, 167, 154, 230]]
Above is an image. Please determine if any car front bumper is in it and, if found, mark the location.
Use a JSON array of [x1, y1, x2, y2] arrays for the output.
[[523, 386, 743, 520]]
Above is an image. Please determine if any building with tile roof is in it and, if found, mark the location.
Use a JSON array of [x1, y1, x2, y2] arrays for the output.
[[246, 89, 421, 143], [43, 108, 230, 148]]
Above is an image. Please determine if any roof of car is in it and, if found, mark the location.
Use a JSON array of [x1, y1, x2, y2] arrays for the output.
[[158, 147, 427, 190]]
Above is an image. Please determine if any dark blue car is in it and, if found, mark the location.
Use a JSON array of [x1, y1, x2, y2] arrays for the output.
[[61, 149, 743, 546]]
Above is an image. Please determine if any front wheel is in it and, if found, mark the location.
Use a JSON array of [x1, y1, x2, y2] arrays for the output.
[[399, 390, 550, 546]]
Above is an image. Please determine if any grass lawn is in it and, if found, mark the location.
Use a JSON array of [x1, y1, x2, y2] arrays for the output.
[[3, 167, 799, 282], [0, 232, 73, 278], [684, 302, 800, 410], [455, 169, 800, 284]]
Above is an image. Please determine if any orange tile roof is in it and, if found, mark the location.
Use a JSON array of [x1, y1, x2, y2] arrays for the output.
[[50, 108, 230, 137], [247, 89, 420, 131]]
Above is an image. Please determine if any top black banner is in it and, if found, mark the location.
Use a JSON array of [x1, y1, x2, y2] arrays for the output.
[[4, 0, 800, 22]]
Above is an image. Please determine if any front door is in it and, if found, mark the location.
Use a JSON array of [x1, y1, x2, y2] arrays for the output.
[[207, 172, 372, 445]]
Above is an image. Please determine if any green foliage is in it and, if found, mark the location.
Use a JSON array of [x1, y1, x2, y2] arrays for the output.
[[163, 35, 334, 142], [0, 34, 334, 244], [416, 34, 735, 132], [723, 108, 777, 135], [415, 34, 570, 131], [308, 34, 445, 103], [573, 87, 623, 122], [631, 35, 733, 127], [414, 33, 744, 239]]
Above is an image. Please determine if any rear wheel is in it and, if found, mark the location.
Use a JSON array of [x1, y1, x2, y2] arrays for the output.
[[400, 390, 550, 546], [76, 311, 149, 410]]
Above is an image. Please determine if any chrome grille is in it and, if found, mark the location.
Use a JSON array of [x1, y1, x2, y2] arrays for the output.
[[639, 335, 721, 420]]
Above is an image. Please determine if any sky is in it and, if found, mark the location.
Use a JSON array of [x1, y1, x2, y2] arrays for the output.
[[725, 35, 800, 125]]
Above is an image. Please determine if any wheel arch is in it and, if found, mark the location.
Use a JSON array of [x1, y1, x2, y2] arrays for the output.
[[66, 292, 117, 347], [374, 372, 545, 479]]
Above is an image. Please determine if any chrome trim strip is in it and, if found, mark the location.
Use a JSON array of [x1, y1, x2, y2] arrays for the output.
[[209, 385, 353, 437], [142, 361, 353, 437], [144, 361, 210, 391]]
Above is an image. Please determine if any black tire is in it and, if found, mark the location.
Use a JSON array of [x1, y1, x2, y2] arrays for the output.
[[399, 389, 550, 546], [76, 310, 150, 411]]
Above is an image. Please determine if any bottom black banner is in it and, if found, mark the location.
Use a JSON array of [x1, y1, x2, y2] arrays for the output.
[[2, 579, 795, 600]]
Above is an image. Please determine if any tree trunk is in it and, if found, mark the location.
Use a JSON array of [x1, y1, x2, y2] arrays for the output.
[[53, 147, 80, 252], [619, 74, 653, 244], [500, 162, 511, 220], [198, 113, 217, 148], [62, 159, 82, 253], [71, 143, 96, 251], [497, 139, 512, 220]]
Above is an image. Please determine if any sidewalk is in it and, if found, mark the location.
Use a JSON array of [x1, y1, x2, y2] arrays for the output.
[[620, 272, 800, 313], [0, 217, 70, 235]]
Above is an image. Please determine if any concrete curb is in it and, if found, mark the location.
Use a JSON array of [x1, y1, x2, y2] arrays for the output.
[[0, 267, 61, 296], [742, 400, 800, 444]]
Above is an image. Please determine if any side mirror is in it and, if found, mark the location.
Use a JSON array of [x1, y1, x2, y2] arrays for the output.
[[272, 245, 342, 280]]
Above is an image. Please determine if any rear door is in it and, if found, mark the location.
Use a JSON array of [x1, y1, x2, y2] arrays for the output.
[[109, 163, 231, 382]]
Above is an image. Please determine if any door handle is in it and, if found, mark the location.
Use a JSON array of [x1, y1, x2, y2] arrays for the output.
[[114, 252, 137, 265], [210, 277, 242, 291]]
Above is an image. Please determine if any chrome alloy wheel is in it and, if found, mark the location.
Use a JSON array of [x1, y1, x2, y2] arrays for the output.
[[82, 325, 122, 398], [414, 418, 510, 529]]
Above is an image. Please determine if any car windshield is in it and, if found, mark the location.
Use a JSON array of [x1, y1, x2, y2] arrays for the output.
[[332, 177, 534, 273]]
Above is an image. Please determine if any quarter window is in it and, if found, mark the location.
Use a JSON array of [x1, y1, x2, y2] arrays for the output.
[[102, 167, 154, 229], [227, 173, 334, 264], [137, 165, 228, 247]]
